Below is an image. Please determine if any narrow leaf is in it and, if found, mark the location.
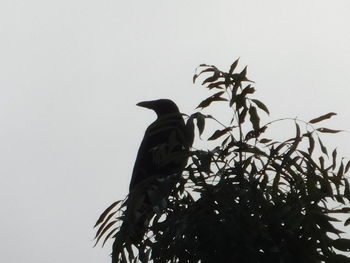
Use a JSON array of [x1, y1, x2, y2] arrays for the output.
[[207, 81, 225, 90], [94, 220, 118, 246], [329, 207, 350, 213], [198, 67, 216, 75], [238, 146, 269, 157], [295, 123, 301, 140], [273, 173, 281, 192], [196, 95, 227, 109], [221, 135, 231, 146], [318, 137, 328, 156], [102, 228, 118, 247], [251, 99, 270, 115], [309, 112, 337, 124], [307, 133, 315, 155], [193, 66, 215, 83], [317, 128, 342, 134], [197, 116, 205, 136], [332, 148, 337, 169], [241, 84, 255, 97], [345, 160, 350, 174], [345, 179, 350, 200], [229, 58, 239, 74], [240, 66, 247, 79], [202, 70, 220, 85], [239, 107, 248, 124], [249, 106, 260, 131], [94, 200, 122, 227], [345, 217, 350, 226], [95, 211, 117, 239], [193, 74, 198, 84], [208, 127, 232, 141], [337, 161, 344, 178], [260, 138, 272, 144]]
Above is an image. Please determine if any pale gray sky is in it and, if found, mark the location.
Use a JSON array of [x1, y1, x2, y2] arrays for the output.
[[1, 1, 350, 262]]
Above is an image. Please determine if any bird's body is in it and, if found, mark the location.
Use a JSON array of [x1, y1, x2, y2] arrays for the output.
[[112, 99, 192, 261], [129, 99, 189, 191]]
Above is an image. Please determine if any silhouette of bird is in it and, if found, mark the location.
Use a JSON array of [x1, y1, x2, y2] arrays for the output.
[[112, 99, 193, 261], [129, 99, 191, 191]]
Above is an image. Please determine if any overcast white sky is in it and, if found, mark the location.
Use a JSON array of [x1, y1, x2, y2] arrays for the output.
[[1, 1, 350, 262]]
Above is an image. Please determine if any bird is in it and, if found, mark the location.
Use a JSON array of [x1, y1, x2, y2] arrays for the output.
[[112, 99, 193, 261], [129, 99, 192, 192]]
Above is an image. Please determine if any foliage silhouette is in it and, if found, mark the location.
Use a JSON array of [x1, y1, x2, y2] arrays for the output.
[[95, 59, 350, 263]]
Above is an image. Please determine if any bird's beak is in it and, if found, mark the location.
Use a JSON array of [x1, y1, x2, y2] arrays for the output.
[[136, 101, 154, 109]]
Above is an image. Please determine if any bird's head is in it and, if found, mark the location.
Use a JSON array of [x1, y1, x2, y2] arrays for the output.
[[137, 99, 180, 117]]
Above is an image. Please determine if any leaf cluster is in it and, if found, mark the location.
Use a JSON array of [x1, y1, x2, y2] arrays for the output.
[[95, 60, 350, 262]]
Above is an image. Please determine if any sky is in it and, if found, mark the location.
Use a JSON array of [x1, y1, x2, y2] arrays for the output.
[[1, 1, 350, 262]]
